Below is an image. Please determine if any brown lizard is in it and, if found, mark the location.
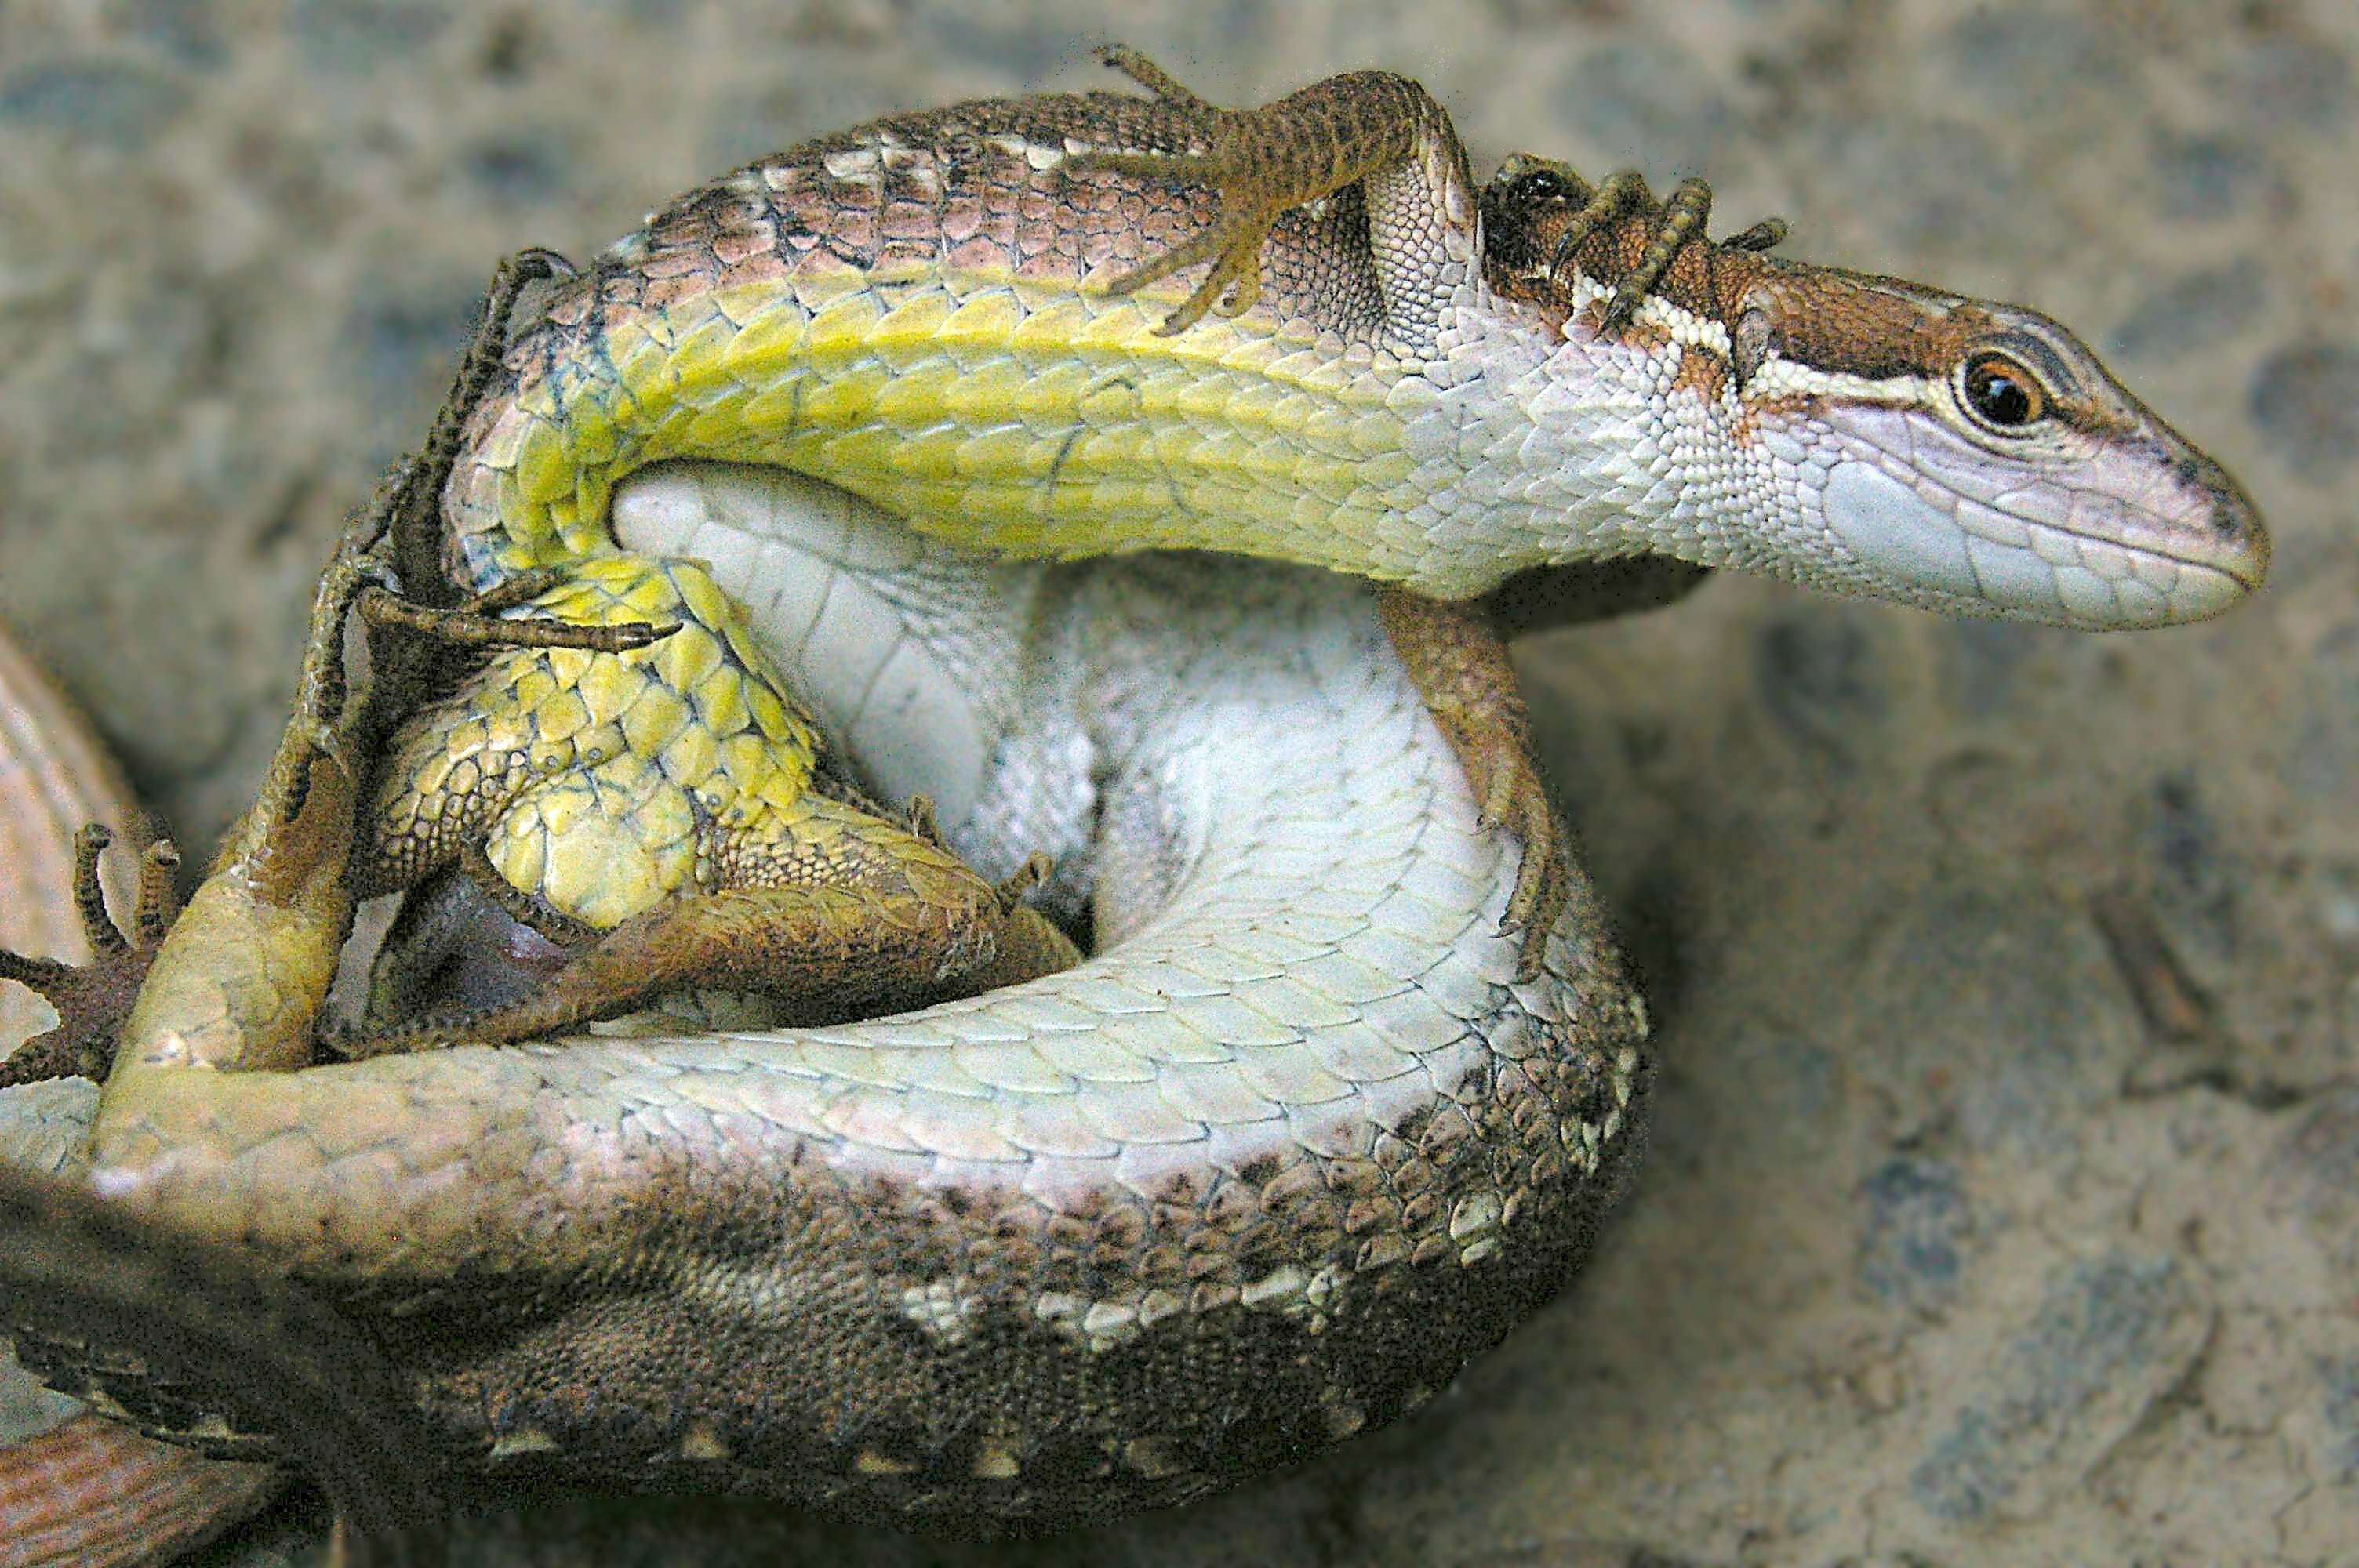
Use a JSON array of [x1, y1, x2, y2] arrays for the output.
[[0, 45, 2270, 1551], [2, 453, 1656, 1538], [403, 44, 2263, 1012]]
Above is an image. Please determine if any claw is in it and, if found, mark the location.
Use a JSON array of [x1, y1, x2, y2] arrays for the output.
[[0, 827, 176, 1085], [994, 852, 1055, 910], [1208, 255, 1265, 321], [1085, 212, 1230, 300], [298, 717, 351, 777], [1493, 789, 1568, 984], [1539, 170, 1770, 339], [903, 795, 945, 849], [1721, 215, 1788, 252], [359, 581, 679, 656], [1094, 43, 1216, 111]]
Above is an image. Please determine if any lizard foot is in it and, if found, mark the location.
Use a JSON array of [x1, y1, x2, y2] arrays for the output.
[[359, 563, 676, 659], [391, 246, 578, 593], [994, 851, 1056, 911], [897, 793, 1062, 913], [0, 826, 179, 1085], [902, 792, 948, 849], [1068, 43, 1270, 334], [1376, 587, 1568, 983], [336, 793, 1074, 1058], [1486, 156, 1787, 331], [1066, 149, 1276, 334], [1070, 45, 1459, 337]]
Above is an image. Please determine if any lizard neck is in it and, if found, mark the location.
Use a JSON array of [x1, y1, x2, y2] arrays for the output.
[[1398, 280, 1739, 597]]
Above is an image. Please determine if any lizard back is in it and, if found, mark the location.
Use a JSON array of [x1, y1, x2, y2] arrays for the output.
[[445, 87, 1474, 592]]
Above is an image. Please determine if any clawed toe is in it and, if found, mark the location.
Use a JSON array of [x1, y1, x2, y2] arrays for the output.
[[1492, 786, 1568, 984], [994, 852, 1056, 910], [0, 826, 179, 1086]]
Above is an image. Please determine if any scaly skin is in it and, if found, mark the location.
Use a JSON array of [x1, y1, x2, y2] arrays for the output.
[[345, 549, 1075, 1051], [0, 627, 285, 1568], [0, 53, 2275, 1548], [293, 249, 1078, 1050], [0, 584, 449, 1566], [9, 463, 1652, 1536], [405, 46, 2267, 996]]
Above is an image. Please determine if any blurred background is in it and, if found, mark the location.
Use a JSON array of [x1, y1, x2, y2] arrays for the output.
[[2, 0, 2354, 1562]]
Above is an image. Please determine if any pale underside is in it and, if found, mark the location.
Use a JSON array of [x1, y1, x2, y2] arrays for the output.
[[5, 462, 1648, 1527]]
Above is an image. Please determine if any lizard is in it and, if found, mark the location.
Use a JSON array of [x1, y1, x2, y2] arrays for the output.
[[2, 456, 1654, 1537], [0, 45, 2271, 1546], [0, 79, 1774, 1537], [162, 40, 2266, 1076], [0, 547, 493, 1566], [0, 625, 296, 1568], [395, 42, 2266, 1021]]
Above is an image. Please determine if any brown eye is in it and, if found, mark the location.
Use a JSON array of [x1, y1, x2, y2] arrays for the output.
[[1961, 352, 2046, 429], [1516, 167, 1573, 205]]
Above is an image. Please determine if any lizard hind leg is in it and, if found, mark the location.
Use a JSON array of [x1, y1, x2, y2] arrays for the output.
[[335, 794, 1074, 1058], [1376, 559, 1746, 978], [1376, 587, 1568, 985], [346, 553, 1076, 1056]]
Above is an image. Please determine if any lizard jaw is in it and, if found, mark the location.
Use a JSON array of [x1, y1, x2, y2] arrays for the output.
[[1771, 401, 2269, 628], [1711, 279, 2269, 627]]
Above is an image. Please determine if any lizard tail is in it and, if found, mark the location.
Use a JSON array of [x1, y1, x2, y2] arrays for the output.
[[0, 1166, 451, 1566]]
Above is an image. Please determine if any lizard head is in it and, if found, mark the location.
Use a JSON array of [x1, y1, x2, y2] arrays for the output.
[[1481, 158, 2269, 628]]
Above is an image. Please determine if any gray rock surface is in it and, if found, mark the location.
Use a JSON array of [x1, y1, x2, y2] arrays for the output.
[[1, 1, 2351, 1563]]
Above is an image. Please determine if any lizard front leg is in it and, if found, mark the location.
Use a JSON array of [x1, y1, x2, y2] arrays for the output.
[[0, 827, 179, 1087], [0, 630, 292, 1568], [1073, 56, 1785, 347], [1376, 561, 1721, 982], [1070, 45, 1480, 343]]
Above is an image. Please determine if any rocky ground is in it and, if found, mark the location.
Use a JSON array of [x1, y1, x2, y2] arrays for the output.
[[2, 1, 2354, 1563]]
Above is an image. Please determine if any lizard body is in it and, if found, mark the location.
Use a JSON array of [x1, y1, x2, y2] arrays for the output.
[[6, 464, 1648, 1534], [447, 54, 2265, 619], [397, 49, 2266, 997], [0, 52, 2273, 1548]]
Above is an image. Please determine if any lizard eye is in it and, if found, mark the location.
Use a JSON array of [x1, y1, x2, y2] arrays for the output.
[[1514, 167, 1574, 205], [1959, 350, 2048, 430]]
